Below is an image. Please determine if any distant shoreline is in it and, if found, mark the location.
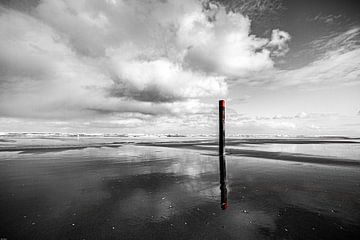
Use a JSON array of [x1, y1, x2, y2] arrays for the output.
[[1, 137, 359, 167], [1, 132, 360, 139]]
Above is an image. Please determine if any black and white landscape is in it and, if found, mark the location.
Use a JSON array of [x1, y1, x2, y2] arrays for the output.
[[0, 0, 359, 239]]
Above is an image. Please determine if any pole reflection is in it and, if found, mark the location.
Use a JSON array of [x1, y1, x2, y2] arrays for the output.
[[219, 155, 228, 209]]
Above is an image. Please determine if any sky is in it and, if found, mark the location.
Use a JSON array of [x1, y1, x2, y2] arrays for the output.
[[0, 0, 359, 136]]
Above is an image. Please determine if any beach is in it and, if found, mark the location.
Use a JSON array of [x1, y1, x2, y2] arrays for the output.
[[0, 137, 359, 239]]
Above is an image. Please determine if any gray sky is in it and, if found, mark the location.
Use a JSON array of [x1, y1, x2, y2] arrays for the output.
[[0, 0, 359, 136]]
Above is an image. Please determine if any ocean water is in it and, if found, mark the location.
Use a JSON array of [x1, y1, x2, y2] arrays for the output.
[[0, 137, 359, 239]]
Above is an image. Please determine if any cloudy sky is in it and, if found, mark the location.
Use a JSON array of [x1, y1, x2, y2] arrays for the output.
[[0, 0, 359, 136]]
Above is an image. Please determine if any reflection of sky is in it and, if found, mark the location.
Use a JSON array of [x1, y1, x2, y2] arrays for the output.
[[234, 143, 360, 160], [1, 141, 360, 239]]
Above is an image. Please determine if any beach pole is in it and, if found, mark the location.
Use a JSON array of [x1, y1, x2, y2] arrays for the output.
[[219, 100, 227, 209]]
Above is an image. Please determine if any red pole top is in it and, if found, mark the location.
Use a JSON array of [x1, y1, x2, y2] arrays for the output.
[[219, 99, 225, 108]]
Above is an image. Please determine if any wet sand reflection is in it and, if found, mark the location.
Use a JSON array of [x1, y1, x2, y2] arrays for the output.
[[0, 140, 359, 239]]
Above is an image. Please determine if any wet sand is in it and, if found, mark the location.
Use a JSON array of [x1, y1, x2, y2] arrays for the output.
[[0, 137, 359, 239]]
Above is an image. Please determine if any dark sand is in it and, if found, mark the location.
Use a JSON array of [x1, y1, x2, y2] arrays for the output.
[[0, 137, 359, 239]]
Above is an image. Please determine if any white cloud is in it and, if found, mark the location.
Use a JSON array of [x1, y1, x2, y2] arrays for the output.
[[0, 0, 291, 123], [1, 0, 358, 136], [239, 27, 360, 88], [276, 48, 360, 87], [276, 27, 360, 87], [294, 112, 308, 118], [310, 13, 344, 25], [223, 111, 360, 136], [109, 56, 227, 102], [267, 29, 291, 57], [179, 6, 290, 77]]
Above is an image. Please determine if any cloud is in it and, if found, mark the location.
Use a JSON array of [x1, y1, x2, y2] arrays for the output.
[[308, 13, 345, 26], [108, 57, 227, 103], [0, 3, 224, 119], [0, 0, 291, 123], [243, 27, 360, 88], [294, 112, 308, 118], [267, 29, 291, 57], [275, 30, 360, 87], [1, 0, 358, 136], [223, 111, 360, 136], [309, 27, 360, 55], [290, 48, 360, 87], [179, 6, 290, 77]]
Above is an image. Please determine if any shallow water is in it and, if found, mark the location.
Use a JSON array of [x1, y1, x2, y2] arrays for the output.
[[236, 143, 360, 160], [0, 138, 359, 239]]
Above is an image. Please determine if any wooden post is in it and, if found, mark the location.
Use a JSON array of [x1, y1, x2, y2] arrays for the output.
[[219, 100, 227, 209]]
